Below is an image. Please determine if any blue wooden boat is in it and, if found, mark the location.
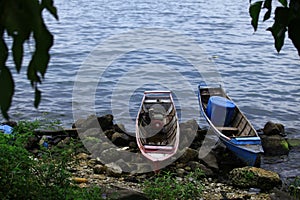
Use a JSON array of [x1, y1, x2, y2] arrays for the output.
[[198, 85, 264, 166]]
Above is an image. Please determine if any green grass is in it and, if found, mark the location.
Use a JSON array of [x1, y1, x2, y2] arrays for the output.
[[143, 169, 204, 200], [289, 176, 300, 199], [0, 119, 110, 200]]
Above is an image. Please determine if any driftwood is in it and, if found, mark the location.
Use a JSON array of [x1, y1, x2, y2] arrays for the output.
[[34, 128, 80, 138]]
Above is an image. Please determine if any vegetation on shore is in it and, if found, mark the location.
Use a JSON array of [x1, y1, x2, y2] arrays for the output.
[[0, 119, 207, 200], [0, 120, 107, 200], [143, 169, 204, 200]]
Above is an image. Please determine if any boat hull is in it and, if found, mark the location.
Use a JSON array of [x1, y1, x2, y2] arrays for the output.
[[198, 84, 264, 167], [136, 91, 180, 162]]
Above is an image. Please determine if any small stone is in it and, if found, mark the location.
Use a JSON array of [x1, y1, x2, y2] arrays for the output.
[[93, 164, 106, 174], [93, 174, 106, 180], [76, 153, 89, 160], [105, 163, 123, 177], [176, 168, 186, 177], [184, 166, 191, 171]]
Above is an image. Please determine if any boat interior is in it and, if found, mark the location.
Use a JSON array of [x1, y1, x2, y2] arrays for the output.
[[137, 96, 178, 146], [200, 87, 257, 138]]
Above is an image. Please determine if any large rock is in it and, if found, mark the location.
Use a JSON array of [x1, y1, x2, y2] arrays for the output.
[[73, 114, 114, 131], [111, 132, 131, 146], [97, 114, 114, 131], [187, 161, 214, 176], [229, 166, 282, 191], [177, 148, 198, 163], [263, 121, 285, 136], [105, 162, 123, 177], [260, 135, 289, 156], [179, 120, 199, 150], [198, 150, 219, 171], [108, 187, 149, 200]]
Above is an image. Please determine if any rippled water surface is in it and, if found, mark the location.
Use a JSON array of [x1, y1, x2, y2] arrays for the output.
[[2, 0, 300, 181]]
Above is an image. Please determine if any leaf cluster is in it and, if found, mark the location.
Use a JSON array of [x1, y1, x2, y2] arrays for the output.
[[0, 0, 58, 120], [249, 0, 300, 56]]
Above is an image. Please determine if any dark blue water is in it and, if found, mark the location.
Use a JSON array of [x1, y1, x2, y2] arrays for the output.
[[2, 0, 300, 181]]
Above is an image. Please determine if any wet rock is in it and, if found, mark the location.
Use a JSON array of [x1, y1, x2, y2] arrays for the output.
[[112, 124, 127, 133], [2, 121, 17, 127], [111, 187, 149, 200], [25, 135, 40, 150], [90, 142, 112, 156], [56, 137, 71, 148], [93, 164, 106, 174], [187, 161, 214, 176], [179, 120, 199, 149], [263, 121, 285, 136], [74, 115, 100, 129], [128, 141, 137, 149], [73, 114, 113, 131], [80, 128, 101, 139], [260, 135, 289, 156], [104, 129, 115, 140], [270, 187, 296, 200], [178, 147, 198, 163], [97, 148, 120, 163], [105, 162, 123, 177], [81, 136, 101, 151], [111, 132, 131, 146], [115, 159, 132, 172], [97, 114, 114, 131], [198, 149, 219, 171], [229, 166, 282, 191]]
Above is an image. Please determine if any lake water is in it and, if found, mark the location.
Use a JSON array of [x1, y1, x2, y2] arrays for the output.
[[2, 0, 300, 182]]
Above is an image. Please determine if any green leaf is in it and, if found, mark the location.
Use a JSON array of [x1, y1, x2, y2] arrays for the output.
[[266, 7, 290, 53], [288, 18, 300, 56], [264, 9, 272, 21], [250, 1, 263, 31], [33, 25, 53, 78], [34, 87, 41, 108], [41, 0, 59, 20], [278, 0, 288, 7], [12, 37, 24, 73], [267, 23, 287, 53], [0, 66, 15, 120], [27, 60, 41, 85], [263, 0, 272, 21], [274, 7, 290, 26], [0, 29, 8, 67]]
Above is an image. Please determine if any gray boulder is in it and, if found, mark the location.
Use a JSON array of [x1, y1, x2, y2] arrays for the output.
[[178, 147, 198, 163], [111, 132, 131, 146], [229, 166, 282, 191]]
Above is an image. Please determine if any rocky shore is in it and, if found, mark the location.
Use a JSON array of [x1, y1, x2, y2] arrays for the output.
[[13, 114, 299, 199]]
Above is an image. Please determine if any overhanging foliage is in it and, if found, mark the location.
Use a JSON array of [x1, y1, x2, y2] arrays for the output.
[[249, 0, 300, 56], [0, 0, 58, 119]]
